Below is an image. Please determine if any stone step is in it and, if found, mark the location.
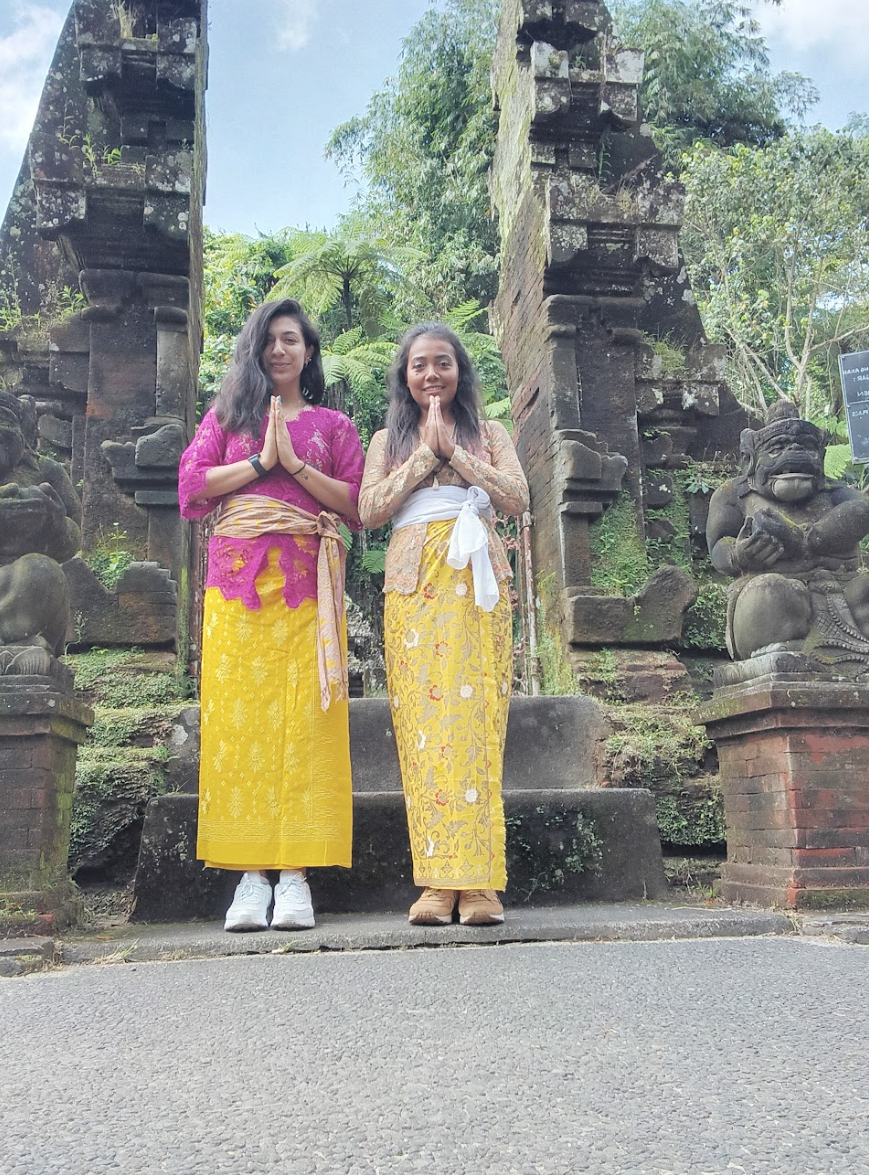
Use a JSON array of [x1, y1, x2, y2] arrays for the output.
[[351, 695, 610, 791], [171, 694, 613, 793], [132, 788, 667, 922]]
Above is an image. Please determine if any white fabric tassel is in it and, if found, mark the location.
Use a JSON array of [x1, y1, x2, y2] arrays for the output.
[[445, 486, 499, 611]]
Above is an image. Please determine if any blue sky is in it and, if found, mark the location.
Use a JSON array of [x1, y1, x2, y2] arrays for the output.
[[0, 0, 867, 238]]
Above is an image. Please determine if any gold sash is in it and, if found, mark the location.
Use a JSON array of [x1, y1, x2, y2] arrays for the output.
[[213, 495, 348, 711]]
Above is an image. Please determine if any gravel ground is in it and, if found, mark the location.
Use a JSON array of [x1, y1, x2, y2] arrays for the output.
[[2, 936, 867, 1175]]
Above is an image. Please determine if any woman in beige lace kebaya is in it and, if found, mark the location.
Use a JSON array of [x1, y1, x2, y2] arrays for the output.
[[359, 323, 529, 926]]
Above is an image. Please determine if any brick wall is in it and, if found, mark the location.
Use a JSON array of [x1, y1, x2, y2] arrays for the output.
[[701, 682, 869, 909], [0, 687, 93, 895]]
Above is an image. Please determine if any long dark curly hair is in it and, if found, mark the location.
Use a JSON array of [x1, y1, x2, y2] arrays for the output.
[[212, 298, 326, 437], [384, 323, 482, 468]]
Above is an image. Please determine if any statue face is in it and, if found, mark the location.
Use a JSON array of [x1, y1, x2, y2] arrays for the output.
[[0, 407, 25, 478], [751, 429, 824, 502]]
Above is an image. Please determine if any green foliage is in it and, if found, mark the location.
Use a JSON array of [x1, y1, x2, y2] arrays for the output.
[[66, 650, 195, 874], [88, 701, 190, 749], [825, 443, 855, 480], [71, 744, 172, 871], [574, 647, 629, 703], [505, 808, 603, 901], [682, 582, 728, 650], [606, 704, 711, 783], [655, 793, 726, 846], [681, 127, 869, 419], [327, 0, 500, 318], [268, 230, 424, 334], [360, 546, 387, 576], [81, 133, 122, 176], [67, 648, 194, 708], [0, 260, 87, 335], [0, 286, 22, 332], [589, 493, 650, 595], [85, 524, 135, 592], [609, 0, 818, 173], [320, 327, 395, 445], [536, 574, 580, 695], [643, 332, 687, 378], [604, 702, 724, 845]]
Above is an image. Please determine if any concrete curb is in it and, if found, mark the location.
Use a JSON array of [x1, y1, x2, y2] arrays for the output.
[[57, 903, 793, 967]]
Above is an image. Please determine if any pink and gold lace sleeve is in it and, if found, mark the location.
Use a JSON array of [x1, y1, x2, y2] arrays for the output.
[[450, 421, 529, 516], [358, 430, 441, 528]]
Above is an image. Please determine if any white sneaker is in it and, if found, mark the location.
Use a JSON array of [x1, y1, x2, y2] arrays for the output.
[[224, 872, 272, 932], [270, 870, 315, 930]]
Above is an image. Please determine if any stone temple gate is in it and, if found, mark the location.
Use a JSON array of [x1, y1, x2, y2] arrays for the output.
[[0, 0, 206, 923], [11, 0, 836, 925], [0, 0, 206, 655], [491, 0, 751, 661], [0, 0, 753, 673]]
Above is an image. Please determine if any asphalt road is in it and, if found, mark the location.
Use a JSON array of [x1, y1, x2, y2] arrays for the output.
[[2, 937, 867, 1175]]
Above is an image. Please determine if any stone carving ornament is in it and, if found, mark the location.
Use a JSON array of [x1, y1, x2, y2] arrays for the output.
[[0, 390, 82, 673], [707, 401, 869, 680]]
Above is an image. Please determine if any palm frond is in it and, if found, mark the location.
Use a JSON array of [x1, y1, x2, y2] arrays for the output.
[[361, 548, 388, 575], [825, 443, 854, 480], [330, 328, 364, 355], [445, 299, 486, 331], [484, 396, 512, 419]]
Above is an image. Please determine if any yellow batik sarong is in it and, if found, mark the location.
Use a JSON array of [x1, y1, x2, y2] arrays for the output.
[[197, 549, 353, 870], [384, 519, 512, 890]]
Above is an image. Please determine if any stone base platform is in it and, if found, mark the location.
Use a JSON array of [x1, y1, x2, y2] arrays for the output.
[[0, 677, 93, 934], [699, 677, 869, 910], [132, 788, 668, 922]]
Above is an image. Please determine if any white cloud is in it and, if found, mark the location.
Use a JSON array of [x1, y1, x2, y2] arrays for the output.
[[272, 0, 321, 52], [0, 4, 65, 152], [753, 0, 869, 68]]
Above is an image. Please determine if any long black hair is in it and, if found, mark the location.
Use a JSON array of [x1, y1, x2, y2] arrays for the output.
[[212, 298, 326, 437], [384, 323, 482, 468]]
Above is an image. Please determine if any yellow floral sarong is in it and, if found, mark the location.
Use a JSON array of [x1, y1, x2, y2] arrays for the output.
[[384, 520, 512, 890], [197, 549, 353, 870]]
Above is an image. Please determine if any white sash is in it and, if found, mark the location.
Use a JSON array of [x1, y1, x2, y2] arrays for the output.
[[392, 485, 500, 611]]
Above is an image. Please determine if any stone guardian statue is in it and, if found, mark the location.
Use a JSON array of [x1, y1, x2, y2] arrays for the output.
[[0, 390, 82, 673], [707, 401, 869, 678]]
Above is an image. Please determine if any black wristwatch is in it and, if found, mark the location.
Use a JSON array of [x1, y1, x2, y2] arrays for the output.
[[248, 453, 268, 478]]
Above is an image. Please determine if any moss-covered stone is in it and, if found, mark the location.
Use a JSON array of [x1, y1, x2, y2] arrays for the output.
[[682, 582, 728, 651], [602, 701, 725, 848], [70, 743, 175, 873], [589, 492, 649, 596], [67, 647, 194, 708], [64, 649, 195, 876], [505, 807, 603, 902]]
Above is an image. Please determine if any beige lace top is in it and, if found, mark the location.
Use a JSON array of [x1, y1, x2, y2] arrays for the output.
[[359, 421, 529, 594]]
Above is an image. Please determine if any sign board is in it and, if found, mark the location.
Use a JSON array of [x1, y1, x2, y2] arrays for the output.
[[840, 351, 869, 464]]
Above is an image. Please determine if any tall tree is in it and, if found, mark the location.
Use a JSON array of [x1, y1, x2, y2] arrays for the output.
[[267, 229, 423, 336], [608, 0, 817, 172], [327, 0, 501, 317], [680, 127, 869, 420]]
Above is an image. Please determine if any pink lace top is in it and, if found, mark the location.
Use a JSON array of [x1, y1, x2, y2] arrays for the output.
[[178, 405, 364, 609]]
